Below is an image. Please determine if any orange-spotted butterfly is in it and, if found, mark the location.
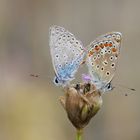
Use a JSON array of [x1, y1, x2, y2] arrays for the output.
[[86, 32, 122, 93]]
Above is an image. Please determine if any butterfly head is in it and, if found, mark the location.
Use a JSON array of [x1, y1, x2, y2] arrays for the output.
[[101, 82, 113, 93], [93, 80, 113, 93], [53, 75, 70, 87], [53, 76, 64, 86]]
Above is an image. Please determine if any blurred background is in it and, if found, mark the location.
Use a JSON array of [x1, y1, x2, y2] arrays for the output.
[[0, 0, 140, 140]]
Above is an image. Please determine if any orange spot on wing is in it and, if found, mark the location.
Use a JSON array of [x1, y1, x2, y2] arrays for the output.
[[109, 43, 113, 47], [112, 48, 117, 52], [88, 51, 94, 57], [104, 43, 108, 47], [100, 44, 104, 49], [95, 45, 100, 51]]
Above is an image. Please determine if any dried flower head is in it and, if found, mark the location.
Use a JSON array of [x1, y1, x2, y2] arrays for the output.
[[59, 83, 103, 130]]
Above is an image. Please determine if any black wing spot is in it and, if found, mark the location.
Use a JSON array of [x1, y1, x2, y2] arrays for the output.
[[54, 78, 59, 84]]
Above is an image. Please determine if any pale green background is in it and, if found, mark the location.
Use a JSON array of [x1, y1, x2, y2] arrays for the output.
[[0, 0, 139, 140]]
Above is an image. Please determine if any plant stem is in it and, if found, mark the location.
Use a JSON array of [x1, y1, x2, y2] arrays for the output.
[[76, 129, 83, 140]]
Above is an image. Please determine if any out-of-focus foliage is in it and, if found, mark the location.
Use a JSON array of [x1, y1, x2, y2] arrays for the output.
[[0, 0, 139, 140]]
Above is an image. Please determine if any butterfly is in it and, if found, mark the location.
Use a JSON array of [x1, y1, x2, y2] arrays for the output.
[[86, 32, 122, 93], [49, 25, 85, 86]]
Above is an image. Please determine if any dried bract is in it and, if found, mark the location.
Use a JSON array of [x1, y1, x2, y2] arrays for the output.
[[59, 83, 103, 129]]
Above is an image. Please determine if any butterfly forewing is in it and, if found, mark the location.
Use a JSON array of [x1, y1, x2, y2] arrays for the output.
[[86, 32, 122, 89], [49, 25, 85, 86]]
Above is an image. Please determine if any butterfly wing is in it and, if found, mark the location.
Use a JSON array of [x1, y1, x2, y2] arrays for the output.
[[49, 25, 85, 86], [86, 32, 122, 91]]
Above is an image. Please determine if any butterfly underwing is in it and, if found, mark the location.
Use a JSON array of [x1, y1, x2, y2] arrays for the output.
[[49, 25, 85, 86], [86, 32, 122, 93]]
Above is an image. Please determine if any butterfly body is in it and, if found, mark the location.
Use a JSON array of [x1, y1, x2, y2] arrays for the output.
[[86, 32, 122, 93]]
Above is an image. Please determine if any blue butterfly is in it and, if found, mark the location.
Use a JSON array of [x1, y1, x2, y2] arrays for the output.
[[49, 25, 85, 86]]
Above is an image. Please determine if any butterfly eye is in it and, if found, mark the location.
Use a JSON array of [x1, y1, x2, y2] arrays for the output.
[[54, 78, 59, 84], [107, 83, 111, 89], [75, 84, 80, 90]]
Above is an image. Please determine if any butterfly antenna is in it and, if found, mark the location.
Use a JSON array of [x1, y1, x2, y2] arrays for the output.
[[30, 74, 39, 78], [30, 73, 52, 79], [115, 84, 136, 91], [113, 84, 136, 96], [29, 73, 53, 85]]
